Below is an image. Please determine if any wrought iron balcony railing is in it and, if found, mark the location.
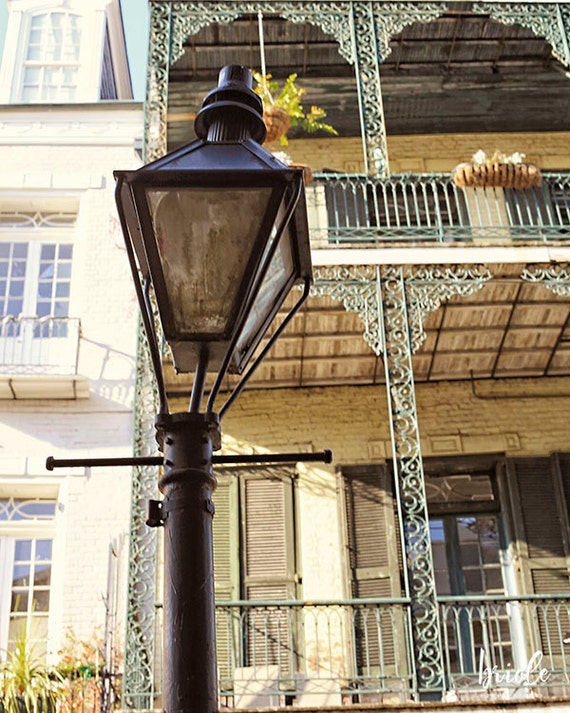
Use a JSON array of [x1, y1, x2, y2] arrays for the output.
[[306, 172, 570, 245], [0, 316, 81, 375], [214, 598, 413, 706], [440, 594, 570, 697], [147, 595, 570, 708]]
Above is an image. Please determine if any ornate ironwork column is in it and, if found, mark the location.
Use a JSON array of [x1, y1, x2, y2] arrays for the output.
[[122, 3, 172, 707], [378, 265, 444, 695], [313, 263, 491, 696]]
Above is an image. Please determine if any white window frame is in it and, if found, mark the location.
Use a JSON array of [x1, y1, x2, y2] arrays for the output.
[[0, 490, 60, 661], [9, 6, 95, 104]]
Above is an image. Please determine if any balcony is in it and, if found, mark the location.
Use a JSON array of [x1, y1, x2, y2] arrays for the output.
[[307, 172, 570, 247], [0, 316, 87, 399], [156, 595, 570, 709]]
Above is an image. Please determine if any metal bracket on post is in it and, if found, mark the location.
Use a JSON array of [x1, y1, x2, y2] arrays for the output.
[[147, 499, 164, 528]]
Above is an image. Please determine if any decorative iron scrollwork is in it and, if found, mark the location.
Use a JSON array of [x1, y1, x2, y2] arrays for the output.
[[521, 263, 570, 297], [312, 265, 383, 355], [406, 265, 493, 353], [474, 2, 570, 68], [122, 324, 160, 709]]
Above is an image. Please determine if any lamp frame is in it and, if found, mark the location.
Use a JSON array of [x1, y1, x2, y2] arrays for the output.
[[115, 143, 312, 417]]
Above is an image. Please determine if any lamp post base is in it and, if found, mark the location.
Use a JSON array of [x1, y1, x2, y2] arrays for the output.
[[156, 412, 221, 713]]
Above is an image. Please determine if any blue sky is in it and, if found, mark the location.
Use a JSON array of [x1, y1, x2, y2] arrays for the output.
[[0, 0, 149, 101], [121, 0, 149, 100]]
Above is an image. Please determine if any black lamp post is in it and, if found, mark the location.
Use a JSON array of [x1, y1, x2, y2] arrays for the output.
[[112, 65, 315, 713]]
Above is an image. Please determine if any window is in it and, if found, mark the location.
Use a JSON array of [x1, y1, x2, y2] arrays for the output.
[[0, 242, 73, 325], [213, 467, 299, 693], [430, 515, 504, 596], [0, 210, 75, 351], [0, 497, 57, 659], [21, 12, 81, 102]]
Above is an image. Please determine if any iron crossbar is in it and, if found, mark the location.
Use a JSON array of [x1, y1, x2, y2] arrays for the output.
[[45, 450, 333, 471]]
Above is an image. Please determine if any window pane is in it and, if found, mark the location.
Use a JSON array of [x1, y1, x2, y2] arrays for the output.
[[54, 301, 68, 317], [37, 281, 52, 298], [484, 568, 504, 591], [8, 616, 27, 644], [13, 243, 29, 259], [40, 244, 56, 260], [59, 244, 73, 259], [56, 262, 72, 279], [34, 566, 51, 587], [9, 279, 24, 297], [14, 539, 32, 560], [32, 589, 50, 612], [35, 539, 52, 560], [12, 566, 30, 586], [463, 569, 483, 593], [55, 282, 70, 298], [12, 261, 27, 278], [460, 543, 480, 567], [7, 299, 23, 316], [11, 590, 29, 612], [28, 616, 48, 646]]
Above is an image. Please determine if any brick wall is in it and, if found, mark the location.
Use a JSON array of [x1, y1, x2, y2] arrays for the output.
[[170, 375, 570, 600], [280, 131, 570, 173]]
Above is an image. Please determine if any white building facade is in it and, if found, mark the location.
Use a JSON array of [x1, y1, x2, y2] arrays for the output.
[[0, 0, 142, 668]]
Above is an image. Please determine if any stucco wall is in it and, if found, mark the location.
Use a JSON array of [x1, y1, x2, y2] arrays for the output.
[[0, 105, 141, 656]]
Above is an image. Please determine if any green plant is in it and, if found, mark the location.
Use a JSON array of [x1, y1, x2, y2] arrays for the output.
[[0, 629, 63, 713], [252, 71, 337, 145]]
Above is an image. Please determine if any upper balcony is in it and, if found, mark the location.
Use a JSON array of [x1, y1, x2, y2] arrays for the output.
[[306, 171, 570, 249], [0, 316, 87, 398], [160, 3, 570, 255], [156, 1, 570, 396]]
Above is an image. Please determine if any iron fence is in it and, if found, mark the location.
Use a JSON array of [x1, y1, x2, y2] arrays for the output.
[[200, 596, 570, 708], [214, 598, 414, 707], [306, 172, 570, 245], [0, 316, 81, 374], [439, 595, 570, 699]]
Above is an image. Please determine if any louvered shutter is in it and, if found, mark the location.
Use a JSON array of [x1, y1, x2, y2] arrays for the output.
[[239, 468, 297, 672], [212, 472, 239, 691], [341, 464, 405, 681], [506, 456, 570, 662]]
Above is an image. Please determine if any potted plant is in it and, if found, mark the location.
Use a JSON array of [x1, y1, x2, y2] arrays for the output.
[[0, 630, 64, 713], [252, 71, 338, 146], [453, 150, 542, 189]]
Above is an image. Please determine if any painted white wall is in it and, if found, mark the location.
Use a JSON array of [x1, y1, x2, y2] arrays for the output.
[[0, 102, 142, 657]]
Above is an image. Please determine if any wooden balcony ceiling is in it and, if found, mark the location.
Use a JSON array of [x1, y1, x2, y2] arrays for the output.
[[167, 5, 570, 148], [163, 264, 570, 395]]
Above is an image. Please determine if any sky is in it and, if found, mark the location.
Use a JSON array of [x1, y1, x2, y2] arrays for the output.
[[0, 0, 150, 101]]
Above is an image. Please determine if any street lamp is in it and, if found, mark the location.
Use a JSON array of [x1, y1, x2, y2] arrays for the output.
[[113, 65, 315, 713]]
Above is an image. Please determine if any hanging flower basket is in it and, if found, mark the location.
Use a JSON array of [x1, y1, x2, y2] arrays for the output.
[[452, 150, 542, 190], [263, 105, 291, 144], [453, 162, 542, 189], [253, 72, 337, 146]]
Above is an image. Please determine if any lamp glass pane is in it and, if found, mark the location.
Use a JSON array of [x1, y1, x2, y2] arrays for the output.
[[146, 187, 272, 336], [233, 221, 296, 369]]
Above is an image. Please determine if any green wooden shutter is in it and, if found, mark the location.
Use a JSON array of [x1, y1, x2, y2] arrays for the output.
[[239, 467, 298, 672], [341, 464, 406, 681], [212, 472, 239, 691], [506, 456, 570, 662]]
